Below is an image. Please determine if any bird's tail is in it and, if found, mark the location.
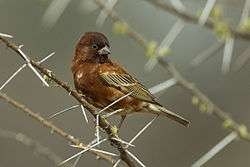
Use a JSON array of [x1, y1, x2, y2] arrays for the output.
[[147, 104, 190, 127]]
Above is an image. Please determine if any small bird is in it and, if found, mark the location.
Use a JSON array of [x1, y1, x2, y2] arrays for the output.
[[71, 32, 190, 127]]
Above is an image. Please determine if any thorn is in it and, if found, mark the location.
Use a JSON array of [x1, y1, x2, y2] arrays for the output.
[[72, 154, 82, 167], [157, 20, 184, 51], [95, 114, 100, 144], [96, 0, 118, 27], [238, 0, 250, 26], [103, 108, 124, 118], [113, 159, 121, 167], [222, 37, 234, 74], [78, 0, 98, 13], [191, 132, 237, 167], [190, 42, 223, 67], [149, 78, 177, 95], [144, 58, 158, 72], [111, 137, 135, 147], [126, 150, 146, 167], [38, 52, 55, 64], [98, 92, 133, 114], [0, 32, 13, 38], [145, 20, 185, 71], [0, 64, 27, 91], [234, 46, 250, 71], [90, 148, 118, 156], [71, 144, 118, 156], [80, 105, 89, 123], [127, 116, 157, 148], [18, 45, 24, 49], [48, 105, 79, 119], [199, 0, 217, 25], [59, 139, 107, 166], [0, 52, 55, 91], [17, 47, 50, 86], [169, 0, 186, 12], [41, 0, 72, 29]]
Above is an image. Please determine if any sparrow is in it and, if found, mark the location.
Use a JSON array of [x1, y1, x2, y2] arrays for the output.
[[71, 32, 190, 127]]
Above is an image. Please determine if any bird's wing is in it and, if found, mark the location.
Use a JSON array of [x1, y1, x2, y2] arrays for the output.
[[100, 72, 158, 104]]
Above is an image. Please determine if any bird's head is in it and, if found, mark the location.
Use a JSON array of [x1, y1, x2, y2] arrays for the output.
[[75, 32, 111, 62]]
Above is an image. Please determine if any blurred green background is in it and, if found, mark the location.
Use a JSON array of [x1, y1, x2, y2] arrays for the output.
[[0, 0, 250, 166]]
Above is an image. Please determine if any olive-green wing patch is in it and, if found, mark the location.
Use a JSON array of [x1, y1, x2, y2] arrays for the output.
[[100, 72, 157, 104]]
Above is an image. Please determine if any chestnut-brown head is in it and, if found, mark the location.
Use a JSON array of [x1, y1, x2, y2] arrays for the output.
[[75, 32, 111, 62]]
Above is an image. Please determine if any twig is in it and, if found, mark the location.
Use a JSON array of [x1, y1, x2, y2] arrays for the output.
[[0, 92, 114, 163], [0, 36, 135, 167], [144, 0, 250, 41], [94, 0, 250, 142]]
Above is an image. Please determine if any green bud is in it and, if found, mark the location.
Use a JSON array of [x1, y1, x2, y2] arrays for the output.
[[222, 119, 234, 129], [191, 96, 200, 106], [199, 103, 208, 113], [145, 41, 158, 58], [112, 21, 128, 35]]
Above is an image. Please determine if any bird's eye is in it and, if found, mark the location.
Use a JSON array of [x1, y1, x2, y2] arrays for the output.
[[91, 44, 98, 49]]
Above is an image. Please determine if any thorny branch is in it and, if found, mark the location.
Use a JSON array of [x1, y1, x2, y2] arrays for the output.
[[94, 0, 250, 142], [144, 0, 250, 41], [0, 36, 135, 167], [0, 92, 114, 164]]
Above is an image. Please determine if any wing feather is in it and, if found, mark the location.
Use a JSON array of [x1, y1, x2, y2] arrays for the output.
[[100, 72, 157, 104]]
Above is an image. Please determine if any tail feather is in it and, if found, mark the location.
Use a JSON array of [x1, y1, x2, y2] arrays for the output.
[[148, 104, 190, 127]]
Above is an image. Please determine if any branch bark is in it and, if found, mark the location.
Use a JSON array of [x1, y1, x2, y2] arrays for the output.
[[144, 0, 250, 41], [0, 93, 114, 164]]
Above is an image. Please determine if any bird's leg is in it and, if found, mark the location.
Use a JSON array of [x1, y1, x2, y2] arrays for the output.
[[118, 115, 126, 130]]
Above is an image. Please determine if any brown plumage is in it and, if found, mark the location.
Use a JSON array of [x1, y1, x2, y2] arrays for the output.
[[71, 32, 190, 127]]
